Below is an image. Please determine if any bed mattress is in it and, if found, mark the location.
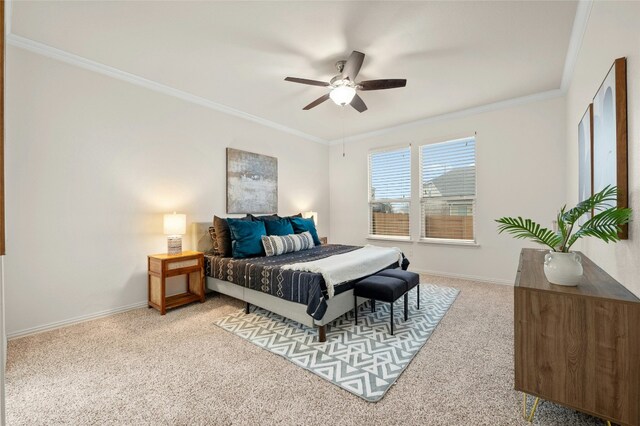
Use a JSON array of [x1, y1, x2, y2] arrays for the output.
[[205, 244, 402, 320]]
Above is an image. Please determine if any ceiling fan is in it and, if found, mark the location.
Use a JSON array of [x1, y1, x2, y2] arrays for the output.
[[284, 50, 407, 113]]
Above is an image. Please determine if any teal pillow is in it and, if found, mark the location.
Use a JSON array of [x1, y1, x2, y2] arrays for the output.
[[227, 218, 267, 258], [247, 214, 280, 222], [290, 217, 321, 246], [264, 218, 294, 236]]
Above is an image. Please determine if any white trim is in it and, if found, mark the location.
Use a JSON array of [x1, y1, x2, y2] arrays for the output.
[[368, 145, 412, 239], [418, 238, 479, 247], [368, 142, 412, 155], [366, 236, 412, 243], [410, 267, 513, 286], [4, 2, 587, 147], [328, 89, 564, 145], [327, 0, 590, 145], [560, 0, 593, 92], [418, 131, 477, 148], [418, 135, 477, 243], [6, 34, 328, 146], [420, 135, 475, 148], [7, 300, 148, 340]]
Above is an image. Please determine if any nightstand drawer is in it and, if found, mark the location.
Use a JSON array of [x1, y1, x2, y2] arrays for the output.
[[167, 259, 199, 270]]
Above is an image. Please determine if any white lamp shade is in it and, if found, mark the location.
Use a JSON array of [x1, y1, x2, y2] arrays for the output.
[[330, 86, 356, 106], [303, 211, 318, 225], [163, 213, 186, 235]]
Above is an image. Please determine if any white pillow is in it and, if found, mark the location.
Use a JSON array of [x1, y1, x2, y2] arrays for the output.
[[261, 231, 315, 257]]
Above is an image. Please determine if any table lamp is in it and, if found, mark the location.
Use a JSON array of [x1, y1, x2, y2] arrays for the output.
[[303, 211, 318, 226], [163, 212, 186, 255]]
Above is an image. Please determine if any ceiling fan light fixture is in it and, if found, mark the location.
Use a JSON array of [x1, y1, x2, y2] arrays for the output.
[[284, 50, 406, 113], [330, 85, 356, 106]]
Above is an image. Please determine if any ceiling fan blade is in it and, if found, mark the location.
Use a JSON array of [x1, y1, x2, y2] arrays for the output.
[[359, 79, 407, 91], [342, 51, 365, 81], [285, 77, 330, 87], [350, 94, 368, 113], [303, 93, 331, 110]]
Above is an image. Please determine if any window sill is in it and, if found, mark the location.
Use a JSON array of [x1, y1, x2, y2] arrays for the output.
[[366, 235, 412, 244], [418, 238, 480, 247]]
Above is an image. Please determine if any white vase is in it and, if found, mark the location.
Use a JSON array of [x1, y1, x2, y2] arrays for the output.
[[543, 251, 583, 286]]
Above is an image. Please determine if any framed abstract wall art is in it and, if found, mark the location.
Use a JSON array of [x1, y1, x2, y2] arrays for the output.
[[226, 148, 278, 214], [592, 57, 628, 238], [578, 104, 593, 206]]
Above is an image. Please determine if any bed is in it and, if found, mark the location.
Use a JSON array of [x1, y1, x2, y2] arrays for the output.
[[192, 222, 406, 342]]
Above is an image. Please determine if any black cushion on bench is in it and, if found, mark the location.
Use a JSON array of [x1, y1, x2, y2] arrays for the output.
[[376, 269, 419, 290], [354, 276, 406, 302]]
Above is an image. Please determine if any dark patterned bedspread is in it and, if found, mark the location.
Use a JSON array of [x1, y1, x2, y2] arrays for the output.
[[205, 244, 403, 320]]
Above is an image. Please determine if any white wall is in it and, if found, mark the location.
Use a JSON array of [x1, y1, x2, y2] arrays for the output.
[[4, 47, 330, 337], [329, 97, 566, 283], [565, 1, 640, 296], [15, 2, 640, 337]]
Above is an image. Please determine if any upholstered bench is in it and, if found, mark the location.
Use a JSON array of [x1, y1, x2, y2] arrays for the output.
[[354, 276, 408, 335], [376, 269, 420, 309]]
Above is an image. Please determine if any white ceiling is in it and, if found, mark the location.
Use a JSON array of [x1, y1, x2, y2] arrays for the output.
[[11, 1, 578, 142]]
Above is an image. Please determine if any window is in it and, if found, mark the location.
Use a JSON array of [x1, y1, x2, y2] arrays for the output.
[[368, 146, 411, 238], [420, 137, 476, 242]]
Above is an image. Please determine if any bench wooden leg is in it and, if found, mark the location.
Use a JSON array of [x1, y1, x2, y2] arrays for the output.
[[318, 325, 327, 342], [390, 302, 394, 335], [245, 302, 250, 314], [417, 285, 420, 309], [404, 293, 408, 321], [371, 299, 376, 313]]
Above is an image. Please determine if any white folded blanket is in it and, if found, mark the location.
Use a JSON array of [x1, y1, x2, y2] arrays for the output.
[[282, 245, 403, 298]]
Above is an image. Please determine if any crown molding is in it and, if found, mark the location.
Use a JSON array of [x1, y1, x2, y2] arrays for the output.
[[561, 0, 593, 92], [6, 33, 329, 145], [6, 0, 589, 147], [328, 1, 590, 145], [327, 88, 564, 145]]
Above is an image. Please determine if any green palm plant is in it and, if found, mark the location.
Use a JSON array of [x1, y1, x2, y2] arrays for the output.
[[495, 186, 631, 253]]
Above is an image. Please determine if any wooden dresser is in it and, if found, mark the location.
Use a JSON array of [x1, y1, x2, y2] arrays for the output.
[[515, 248, 640, 425]]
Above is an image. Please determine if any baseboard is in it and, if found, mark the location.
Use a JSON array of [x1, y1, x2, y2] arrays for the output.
[[410, 268, 514, 286], [6, 270, 511, 340], [7, 300, 149, 340]]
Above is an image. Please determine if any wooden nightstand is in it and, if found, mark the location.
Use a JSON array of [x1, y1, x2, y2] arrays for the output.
[[320, 236, 328, 244], [147, 251, 205, 315]]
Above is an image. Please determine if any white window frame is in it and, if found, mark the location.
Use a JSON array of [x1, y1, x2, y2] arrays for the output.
[[367, 144, 412, 241], [418, 136, 478, 246]]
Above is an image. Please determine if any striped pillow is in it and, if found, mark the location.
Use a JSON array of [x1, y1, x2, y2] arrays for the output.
[[261, 231, 315, 257]]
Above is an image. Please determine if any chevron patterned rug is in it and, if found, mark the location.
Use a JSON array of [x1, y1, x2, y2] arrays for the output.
[[213, 284, 459, 402]]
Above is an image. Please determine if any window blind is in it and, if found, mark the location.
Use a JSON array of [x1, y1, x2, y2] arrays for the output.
[[368, 146, 411, 237], [420, 137, 476, 241]]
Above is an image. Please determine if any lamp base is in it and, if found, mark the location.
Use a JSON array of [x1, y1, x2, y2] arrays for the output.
[[167, 236, 182, 255]]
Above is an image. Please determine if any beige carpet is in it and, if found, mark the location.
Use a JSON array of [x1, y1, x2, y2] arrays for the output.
[[7, 275, 603, 425]]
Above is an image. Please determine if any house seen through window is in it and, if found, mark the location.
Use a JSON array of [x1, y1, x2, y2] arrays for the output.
[[420, 137, 476, 241]]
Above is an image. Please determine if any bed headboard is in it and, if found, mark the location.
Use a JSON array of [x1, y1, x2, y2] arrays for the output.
[[191, 222, 214, 253]]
